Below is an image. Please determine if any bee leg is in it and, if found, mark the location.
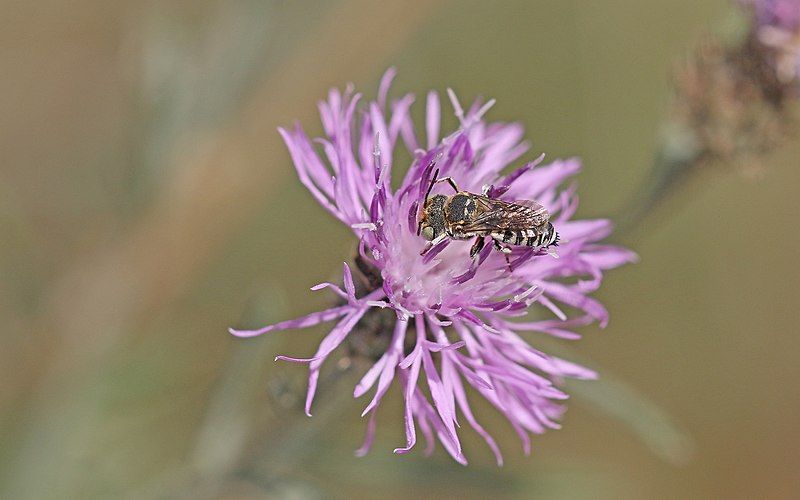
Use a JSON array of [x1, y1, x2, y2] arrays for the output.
[[434, 176, 460, 193], [493, 240, 513, 271], [469, 236, 486, 259]]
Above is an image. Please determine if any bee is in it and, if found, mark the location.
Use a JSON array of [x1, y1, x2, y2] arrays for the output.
[[417, 169, 559, 261]]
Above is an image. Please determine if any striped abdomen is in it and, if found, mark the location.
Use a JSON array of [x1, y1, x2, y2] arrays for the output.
[[492, 222, 559, 248]]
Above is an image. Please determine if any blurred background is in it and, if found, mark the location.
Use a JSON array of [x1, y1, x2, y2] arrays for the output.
[[2, 0, 799, 498]]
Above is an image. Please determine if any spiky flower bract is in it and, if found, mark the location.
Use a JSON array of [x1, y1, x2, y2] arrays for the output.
[[230, 70, 635, 465]]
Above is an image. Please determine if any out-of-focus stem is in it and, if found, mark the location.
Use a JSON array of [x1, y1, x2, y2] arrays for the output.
[[238, 363, 357, 489], [615, 125, 704, 235]]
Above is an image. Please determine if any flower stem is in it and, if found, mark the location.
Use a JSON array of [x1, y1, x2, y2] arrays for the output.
[[616, 125, 704, 235], [237, 364, 357, 490]]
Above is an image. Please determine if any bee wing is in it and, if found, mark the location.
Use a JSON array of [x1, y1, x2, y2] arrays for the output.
[[511, 199, 550, 226], [460, 196, 548, 232], [460, 196, 511, 231]]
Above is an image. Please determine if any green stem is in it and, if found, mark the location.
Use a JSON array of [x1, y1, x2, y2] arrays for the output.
[[616, 125, 705, 236], [238, 365, 357, 490]]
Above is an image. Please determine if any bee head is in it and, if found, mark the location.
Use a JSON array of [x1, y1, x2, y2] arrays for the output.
[[418, 194, 447, 241]]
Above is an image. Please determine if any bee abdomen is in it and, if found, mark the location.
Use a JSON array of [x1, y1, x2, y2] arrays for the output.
[[492, 226, 559, 248], [526, 229, 544, 247], [536, 223, 559, 247]]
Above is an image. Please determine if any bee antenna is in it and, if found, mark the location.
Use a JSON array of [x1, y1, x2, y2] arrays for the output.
[[417, 164, 439, 236], [424, 167, 440, 205], [417, 162, 439, 236]]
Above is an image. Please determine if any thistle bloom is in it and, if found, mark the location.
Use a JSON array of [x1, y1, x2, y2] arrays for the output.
[[747, 0, 800, 84], [230, 70, 635, 465]]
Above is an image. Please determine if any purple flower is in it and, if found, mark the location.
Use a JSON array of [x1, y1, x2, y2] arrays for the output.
[[230, 69, 636, 465], [752, 0, 800, 30], [746, 0, 800, 83]]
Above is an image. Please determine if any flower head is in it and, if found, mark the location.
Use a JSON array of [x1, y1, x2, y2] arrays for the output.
[[662, 0, 800, 178], [752, 0, 800, 31], [230, 69, 636, 465], [745, 0, 800, 84]]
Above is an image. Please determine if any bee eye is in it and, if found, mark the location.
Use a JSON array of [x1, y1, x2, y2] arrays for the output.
[[421, 226, 435, 241]]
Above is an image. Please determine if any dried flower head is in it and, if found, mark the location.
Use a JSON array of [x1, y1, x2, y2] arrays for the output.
[[667, 1, 800, 176], [620, 1, 800, 230], [230, 70, 635, 464], [670, 37, 789, 168]]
